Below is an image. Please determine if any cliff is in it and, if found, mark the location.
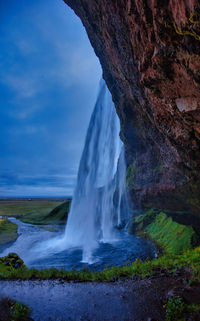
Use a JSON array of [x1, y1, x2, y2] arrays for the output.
[[64, 1, 200, 218]]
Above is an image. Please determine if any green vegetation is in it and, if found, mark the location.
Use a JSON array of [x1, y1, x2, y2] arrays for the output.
[[0, 253, 25, 269], [1, 247, 200, 282], [0, 218, 18, 245], [165, 296, 199, 321], [0, 298, 31, 321], [27, 200, 71, 225], [146, 212, 195, 254], [133, 210, 196, 254], [9, 301, 31, 321], [126, 161, 136, 189], [0, 199, 70, 225], [0, 199, 71, 245], [153, 164, 163, 172]]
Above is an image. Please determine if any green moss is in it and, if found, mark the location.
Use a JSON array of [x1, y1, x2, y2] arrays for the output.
[[0, 218, 18, 245], [0, 253, 25, 269], [126, 161, 136, 190], [153, 164, 163, 172], [145, 212, 195, 254], [1, 247, 200, 282], [0, 298, 31, 321], [165, 296, 199, 321], [134, 208, 155, 224], [9, 301, 31, 321], [133, 210, 196, 255]]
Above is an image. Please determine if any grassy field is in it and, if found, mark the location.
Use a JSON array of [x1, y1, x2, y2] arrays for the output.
[[0, 298, 31, 321], [0, 198, 71, 245], [0, 198, 71, 225], [0, 218, 18, 245]]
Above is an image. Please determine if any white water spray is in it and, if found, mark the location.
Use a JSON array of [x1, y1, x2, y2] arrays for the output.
[[0, 80, 157, 268], [63, 79, 129, 262]]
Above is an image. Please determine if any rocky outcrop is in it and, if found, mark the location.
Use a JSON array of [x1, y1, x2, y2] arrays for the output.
[[0, 253, 25, 269], [64, 0, 200, 215]]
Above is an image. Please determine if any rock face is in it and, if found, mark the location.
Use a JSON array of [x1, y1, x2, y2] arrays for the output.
[[64, 0, 200, 215]]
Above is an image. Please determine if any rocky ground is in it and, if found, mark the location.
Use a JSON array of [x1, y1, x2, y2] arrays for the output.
[[1, 272, 200, 321]]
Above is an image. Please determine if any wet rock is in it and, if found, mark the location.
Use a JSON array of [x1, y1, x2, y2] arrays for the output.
[[0, 252, 24, 269], [64, 0, 200, 215]]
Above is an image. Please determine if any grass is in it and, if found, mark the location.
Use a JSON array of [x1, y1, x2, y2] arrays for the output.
[[1, 247, 200, 282], [146, 212, 195, 254], [165, 296, 199, 321], [0, 251, 200, 321], [0, 199, 70, 225], [9, 301, 31, 321], [133, 210, 196, 254], [0, 199, 71, 245], [0, 218, 18, 245], [0, 206, 198, 282], [0, 298, 31, 321], [26, 200, 71, 225]]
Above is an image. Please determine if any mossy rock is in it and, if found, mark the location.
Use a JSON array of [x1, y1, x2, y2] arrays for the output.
[[132, 210, 198, 255], [126, 161, 136, 190], [0, 253, 25, 269]]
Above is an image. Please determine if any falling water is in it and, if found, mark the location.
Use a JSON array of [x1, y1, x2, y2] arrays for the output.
[[63, 79, 129, 263], [0, 79, 156, 268]]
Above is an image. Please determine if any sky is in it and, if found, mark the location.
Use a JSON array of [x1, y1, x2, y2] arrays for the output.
[[0, 0, 101, 198]]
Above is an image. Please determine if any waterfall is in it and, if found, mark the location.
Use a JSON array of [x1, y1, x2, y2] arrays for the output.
[[63, 79, 129, 263], [0, 79, 157, 269]]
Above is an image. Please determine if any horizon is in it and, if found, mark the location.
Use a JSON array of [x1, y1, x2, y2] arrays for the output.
[[0, 196, 72, 199], [0, 0, 101, 198]]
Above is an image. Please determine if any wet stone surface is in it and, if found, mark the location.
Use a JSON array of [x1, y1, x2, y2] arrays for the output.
[[0, 276, 184, 321]]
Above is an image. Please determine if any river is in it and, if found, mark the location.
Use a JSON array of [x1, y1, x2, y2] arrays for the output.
[[0, 217, 156, 271]]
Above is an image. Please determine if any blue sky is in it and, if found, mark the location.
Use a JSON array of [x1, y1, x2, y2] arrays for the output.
[[0, 0, 101, 197]]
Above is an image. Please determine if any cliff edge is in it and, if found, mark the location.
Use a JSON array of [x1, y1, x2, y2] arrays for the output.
[[64, 0, 200, 219]]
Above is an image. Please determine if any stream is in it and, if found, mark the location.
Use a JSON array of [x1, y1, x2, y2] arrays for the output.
[[0, 217, 156, 271]]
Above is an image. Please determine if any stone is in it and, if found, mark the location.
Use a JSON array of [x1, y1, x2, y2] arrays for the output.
[[64, 0, 200, 216]]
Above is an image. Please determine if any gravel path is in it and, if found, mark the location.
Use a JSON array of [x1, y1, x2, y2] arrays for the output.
[[0, 277, 177, 321]]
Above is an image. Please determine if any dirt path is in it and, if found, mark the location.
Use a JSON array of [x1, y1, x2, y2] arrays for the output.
[[0, 276, 180, 321]]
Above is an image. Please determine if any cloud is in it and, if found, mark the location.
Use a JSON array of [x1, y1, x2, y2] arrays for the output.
[[0, 0, 101, 123], [0, 33, 100, 112], [0, 171, 77, 197], [7, 124, 47, 136], [15, 38, 37, 56], [48, 41, 101, 89], [0, 0, 101, 198], [12, 105, 42, 120], [0, 185, 73, 197], [3, 74, 40, 99]]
